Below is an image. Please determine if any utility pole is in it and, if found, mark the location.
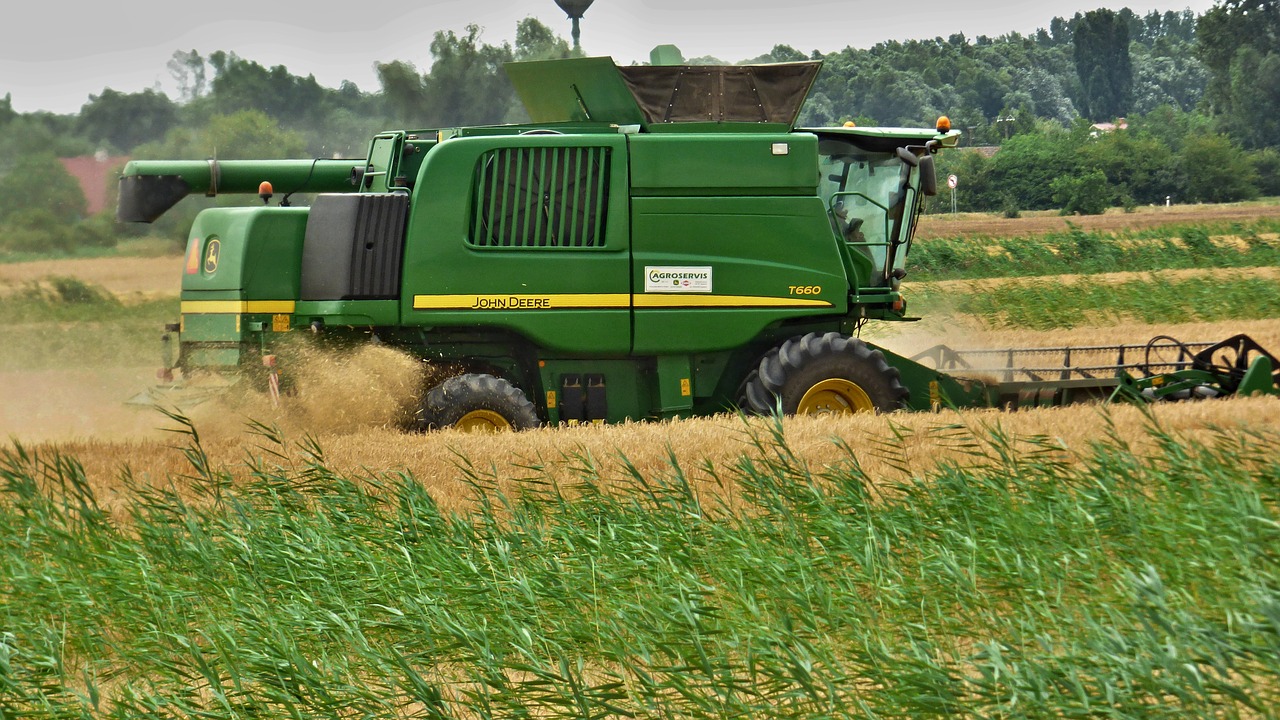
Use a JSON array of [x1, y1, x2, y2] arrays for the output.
[[554, 0, 596, 53]]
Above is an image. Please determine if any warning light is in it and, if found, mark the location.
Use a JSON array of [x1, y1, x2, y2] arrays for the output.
[[258, 181, 273, 205], [184, 238, 201, 275], [936, 116, 952, 132], [843, 120, 857, 128]]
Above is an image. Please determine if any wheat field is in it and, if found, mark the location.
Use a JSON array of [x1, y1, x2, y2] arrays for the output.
[[3, 203, 1279, 507]]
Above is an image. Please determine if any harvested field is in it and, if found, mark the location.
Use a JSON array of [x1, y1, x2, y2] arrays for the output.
[[915, 199, 1280, 239], [0, 255, 182, 300], [871, 317, 1280, 358]]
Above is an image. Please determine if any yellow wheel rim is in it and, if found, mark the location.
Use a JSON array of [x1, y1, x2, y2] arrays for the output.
[[455, 409, 513, 432], [797, 379, 874, 415]]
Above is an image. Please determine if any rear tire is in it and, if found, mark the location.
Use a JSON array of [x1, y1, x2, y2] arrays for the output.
[[420, 373, 540, 432], [741, 332, 908, 415]]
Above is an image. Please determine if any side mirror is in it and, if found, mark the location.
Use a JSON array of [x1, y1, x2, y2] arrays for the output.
[[919, 154, 938, 196], [895, 146, 919, 167]]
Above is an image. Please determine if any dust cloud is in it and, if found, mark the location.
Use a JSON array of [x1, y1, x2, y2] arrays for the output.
[[200, 341, 427, 437], [0, 335, 429, 446]]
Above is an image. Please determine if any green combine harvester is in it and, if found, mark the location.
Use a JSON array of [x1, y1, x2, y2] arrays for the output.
[[118, 56, 1280, 429]]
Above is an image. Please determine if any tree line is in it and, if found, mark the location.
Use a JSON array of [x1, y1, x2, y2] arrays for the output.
[[0, 3, 1276, 254]]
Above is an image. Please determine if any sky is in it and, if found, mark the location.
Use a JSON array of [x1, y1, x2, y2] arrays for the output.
[[1, 1, 1217, 115]]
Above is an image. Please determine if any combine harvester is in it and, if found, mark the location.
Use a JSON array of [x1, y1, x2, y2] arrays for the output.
[[118, 55, 1280, 429]]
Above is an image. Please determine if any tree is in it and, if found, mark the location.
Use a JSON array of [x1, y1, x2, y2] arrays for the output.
[[421, 25, 516, 127], [1179, 134, 1259, 203], [0, 153, 87, 225], [988, 131, 1078, 210], [1132, 104, 1213, 153], [167, 50, 209, 103], [514, 17, 571, 61], [1051, 168, 1113, 214], [1073, 9, 1133, 120], [378, 25, 516, 128], [1006, 67, 1076, 124], [206, 52, 330, 124], [925, 148, 998, 213], [1077, 129, 1175, 204], [743, 45, 809, 64], [375, 60, 431, 127], [1197, 0, 1280, 148], [78, 88, 178, 153], [1251, 148, 1280, 195], [132, 110, 306, 161], [0, 93, 14, 126], [1129, 47, 1207, 114], [1223, 46, 1280, 148]]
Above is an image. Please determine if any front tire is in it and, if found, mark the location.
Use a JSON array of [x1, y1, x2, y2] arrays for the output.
[[420, 373, 541, 431], [741, 332, 908, 415]]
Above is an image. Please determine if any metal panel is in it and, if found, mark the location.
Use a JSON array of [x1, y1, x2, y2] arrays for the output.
[[301, 194, 408, 300], [505, 57, 648, 126]]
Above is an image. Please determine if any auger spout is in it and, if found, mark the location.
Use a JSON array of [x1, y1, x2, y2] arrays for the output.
[[117, 158, 363, 223]]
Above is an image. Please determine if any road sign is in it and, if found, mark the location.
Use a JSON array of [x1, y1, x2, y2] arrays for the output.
[[947, 174, 958, 189]]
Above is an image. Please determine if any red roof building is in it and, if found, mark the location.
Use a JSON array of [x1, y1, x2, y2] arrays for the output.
[[59, 153, 128, 215]]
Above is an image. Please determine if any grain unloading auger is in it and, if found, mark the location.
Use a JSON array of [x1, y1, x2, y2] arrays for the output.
[[118, 54, 1279, 427]]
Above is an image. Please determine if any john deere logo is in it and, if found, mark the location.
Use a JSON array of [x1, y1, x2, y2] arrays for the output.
[[203, 239, 221, 274]]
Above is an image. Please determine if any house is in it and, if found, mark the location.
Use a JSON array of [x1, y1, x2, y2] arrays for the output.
[[59, 152, 128, 215], [1089, 118, 1129, 136]]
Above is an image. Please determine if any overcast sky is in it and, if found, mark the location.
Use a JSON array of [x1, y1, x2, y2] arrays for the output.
[[1, 1, 1216, 114]]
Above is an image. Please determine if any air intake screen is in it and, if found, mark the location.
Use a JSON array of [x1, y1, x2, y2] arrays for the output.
[[470, 147, 609, 248]]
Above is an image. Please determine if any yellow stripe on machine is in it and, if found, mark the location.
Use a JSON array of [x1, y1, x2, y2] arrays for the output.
[[412, 293, 832, 310], [180, 300, 297, 314], [413, 294, 631, 310], [632, 294, 831, 308]]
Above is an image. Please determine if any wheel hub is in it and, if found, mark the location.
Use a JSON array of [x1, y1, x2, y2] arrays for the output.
[[455, 409, 513, 432], [797, 379, 874, 414]]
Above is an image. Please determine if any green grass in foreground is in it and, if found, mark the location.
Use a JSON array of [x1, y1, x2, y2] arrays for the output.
[[911, 219, 1280, 282], [914, 271, 1280, 330], [2, 414, 1278, 717]]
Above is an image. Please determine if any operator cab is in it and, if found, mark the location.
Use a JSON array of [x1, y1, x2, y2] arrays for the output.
[[818, 138, 911, 279], [809, 125, 958, 286]]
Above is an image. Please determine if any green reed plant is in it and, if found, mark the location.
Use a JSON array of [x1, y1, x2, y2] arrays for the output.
[[913, 271, 1280, 330], [2, 411, 1277, 718], [911, 219, 1280, 281]]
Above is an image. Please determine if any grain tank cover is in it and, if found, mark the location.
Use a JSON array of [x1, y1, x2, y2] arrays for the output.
[[506, 57, 821, 130], [618, 62, 819, 127]]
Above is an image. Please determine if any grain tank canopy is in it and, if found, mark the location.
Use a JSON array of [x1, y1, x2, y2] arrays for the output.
[[506, 57, 821, 130]]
